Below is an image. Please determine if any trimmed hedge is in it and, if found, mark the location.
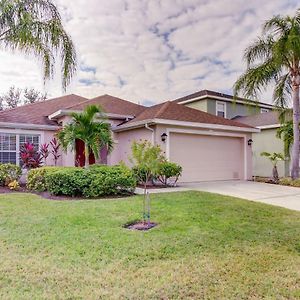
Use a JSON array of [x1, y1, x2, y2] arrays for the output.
[[27, 167, 75, 192], [34, 164, 136, 197], [0, 164, 22, 186]]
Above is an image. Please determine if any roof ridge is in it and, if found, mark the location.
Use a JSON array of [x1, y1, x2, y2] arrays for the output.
[[0, 93, 84, 115], [65, 97, 98, 110], [154, 101, 171, 118]]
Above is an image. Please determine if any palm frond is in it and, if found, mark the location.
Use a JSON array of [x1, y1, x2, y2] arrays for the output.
[[273, 73, 292, 108]]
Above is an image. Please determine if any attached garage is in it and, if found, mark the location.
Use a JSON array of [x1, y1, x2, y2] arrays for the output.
[[169, 132, 245, 182]]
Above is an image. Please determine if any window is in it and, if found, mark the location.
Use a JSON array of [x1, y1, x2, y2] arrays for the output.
[[0, 132, 40, 165], [0, 133, 16, 164], [261, 108, 269, 113], [216, 101, 226, 118]]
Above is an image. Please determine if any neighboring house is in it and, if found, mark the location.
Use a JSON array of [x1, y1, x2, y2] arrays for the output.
[[173, 90, 275, 119], [0, 94, 258, 183], [235, 111, 288, 178]]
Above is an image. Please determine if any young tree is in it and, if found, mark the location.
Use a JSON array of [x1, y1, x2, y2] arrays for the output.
[[0, 86, 22, 109], [0, 0, 77, 90], [130, 140, 164, 223], [24, 88, 47, 104], [57, 105, 113, 168], [234, 10, 300, 179], [261, 152, 285, 182]]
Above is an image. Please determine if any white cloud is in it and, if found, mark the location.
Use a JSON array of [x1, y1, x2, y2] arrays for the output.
[[0, 0, 298, 104]]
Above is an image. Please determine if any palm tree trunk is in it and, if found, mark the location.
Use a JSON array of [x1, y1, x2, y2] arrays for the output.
[[84, 144, 90, 168], [291, 84, 300, 179]]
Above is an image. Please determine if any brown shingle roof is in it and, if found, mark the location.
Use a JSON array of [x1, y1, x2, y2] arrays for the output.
[[124, 101, 253, 128], [235, 111, 280, 127], [66, 94, 146, 116], [0, 94, 89, 126], [173, 89, 275, 107]]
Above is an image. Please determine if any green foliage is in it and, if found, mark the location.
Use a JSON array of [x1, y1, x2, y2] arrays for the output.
[[130, 140, 164, 186], [45, 165, 136, 197], [156, 161, 182, 186], [279, 177, 292, 186], [57, 105, 113, 168], [290, 178, 300, 187], [0, 0, 77, 90], [0, 163, 22, 186], [277, 120, 294, 158], [260, 152, 285, 166], [26, 166, 71, 192]]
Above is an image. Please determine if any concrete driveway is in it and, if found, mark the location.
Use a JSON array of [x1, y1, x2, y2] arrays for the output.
[[136, 181, 300, 211], [182, 180, 300, 211]]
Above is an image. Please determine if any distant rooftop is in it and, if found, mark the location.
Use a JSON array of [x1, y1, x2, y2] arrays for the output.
[[173, 89, 275, 108]]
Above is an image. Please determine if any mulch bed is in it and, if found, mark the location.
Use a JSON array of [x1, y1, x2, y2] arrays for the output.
[[124, 221, 158, 231]]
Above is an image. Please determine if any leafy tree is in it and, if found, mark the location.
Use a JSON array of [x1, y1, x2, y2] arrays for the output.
[[57, 105, 113, 168], [234, 10, 300, 179], [261, 152, 285, 182], [24, 88, 47, 104], [0, 0, 77, 90], [0, 86, 21, 109], [130, 140, 164, 223]]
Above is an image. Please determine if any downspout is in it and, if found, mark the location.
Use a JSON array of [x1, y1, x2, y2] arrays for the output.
[[145, 123, 155, 144]]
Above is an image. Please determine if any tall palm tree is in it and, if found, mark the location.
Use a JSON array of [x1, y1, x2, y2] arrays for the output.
[[234, 10, 300, 179], [0, 0, 76, 90], [57, 105, 114, 168]]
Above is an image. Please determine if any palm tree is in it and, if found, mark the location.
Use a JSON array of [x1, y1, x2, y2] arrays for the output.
[[57, 105, 114, 168], [261, 152, 285, 182], [234, 10, 300, 179], [0, 0, 76, 90]]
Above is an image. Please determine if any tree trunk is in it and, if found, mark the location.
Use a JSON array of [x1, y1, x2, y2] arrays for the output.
[[272, 165, 279, 183], [291, 84, 300, 179], [84, 144, 90, 168]]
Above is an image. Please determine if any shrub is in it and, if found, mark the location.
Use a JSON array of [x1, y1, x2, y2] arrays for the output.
[[156, 161, 182, 186], [0, 163, 22, 186], [279, 177, 292, 186], [8, 180, 19, 190], [45, 165, 136, 197], [290, 178, 300, 187], [26, 166, 69, 192], [83, 165, 136, 197], [46, 168, 88, 196]]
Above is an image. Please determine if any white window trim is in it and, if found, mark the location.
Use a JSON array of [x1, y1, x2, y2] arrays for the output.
[[216, 101, 227, 118], [0, 129, 44, 166]]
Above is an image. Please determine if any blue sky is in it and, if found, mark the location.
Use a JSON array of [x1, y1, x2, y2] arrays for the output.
[[0, 0, 298, 105]]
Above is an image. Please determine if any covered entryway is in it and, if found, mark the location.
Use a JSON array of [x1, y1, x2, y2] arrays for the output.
[[169, 132, 245, 182]]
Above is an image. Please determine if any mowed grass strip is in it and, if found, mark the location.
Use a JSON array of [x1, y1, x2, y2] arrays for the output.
[[0, 191, 299, 299]]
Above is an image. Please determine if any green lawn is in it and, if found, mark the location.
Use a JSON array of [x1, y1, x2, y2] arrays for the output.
[[0, 191, 299, 299]]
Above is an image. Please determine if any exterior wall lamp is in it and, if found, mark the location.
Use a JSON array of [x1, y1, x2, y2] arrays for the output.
[[161, 133, 168, 142], [248, 139, 253, 146]]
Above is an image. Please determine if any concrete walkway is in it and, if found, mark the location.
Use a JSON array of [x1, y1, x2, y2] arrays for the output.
[[136, 181, 300, 211]]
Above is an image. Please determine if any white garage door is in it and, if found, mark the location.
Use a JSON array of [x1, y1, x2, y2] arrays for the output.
[[169, 133, 244, 182]]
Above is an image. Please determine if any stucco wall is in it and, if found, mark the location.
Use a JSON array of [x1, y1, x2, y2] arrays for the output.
[[185, 98, 266, 119], [252, 128, 287, 178]]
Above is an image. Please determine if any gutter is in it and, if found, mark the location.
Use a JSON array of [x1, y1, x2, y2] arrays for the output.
[[145, 123, 155, 144], [0, 122, 59, 131]]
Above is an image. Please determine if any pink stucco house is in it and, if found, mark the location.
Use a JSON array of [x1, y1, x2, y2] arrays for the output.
[[0, 94, 258, 182]]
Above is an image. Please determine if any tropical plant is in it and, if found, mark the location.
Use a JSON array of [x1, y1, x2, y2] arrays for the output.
[[276, 120, 293, 159], [0, 0, 77, 90], [233, 10, 300, 179], [130, 140, 164, 223], [20, 142, 42, 169], [261, 152, 285, 182], [57, 105, 113, 168], [39, 143, 49, 165], [50, 137, 61, 166]]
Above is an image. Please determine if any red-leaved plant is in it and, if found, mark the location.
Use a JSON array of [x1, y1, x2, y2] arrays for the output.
[[40, 143, 49, 165], [20, 142, 42, 169], [50, 138, 61, 166]]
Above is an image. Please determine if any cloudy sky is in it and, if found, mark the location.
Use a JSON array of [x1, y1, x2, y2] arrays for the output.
[[0, 0, 298, 105]]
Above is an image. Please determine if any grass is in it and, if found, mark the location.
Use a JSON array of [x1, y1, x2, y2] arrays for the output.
[[0, 191, 299, 299]]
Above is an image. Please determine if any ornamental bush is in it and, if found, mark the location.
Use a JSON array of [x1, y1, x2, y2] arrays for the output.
[[45, 165, 136, 197], [278, 177, 292, 186], [27, 167, 73, 192], [156, 161, 182, 186], [0, 163, 22, 186]]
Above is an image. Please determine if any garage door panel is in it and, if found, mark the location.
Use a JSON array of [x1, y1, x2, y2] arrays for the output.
[[169, 133, 244, 182]]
